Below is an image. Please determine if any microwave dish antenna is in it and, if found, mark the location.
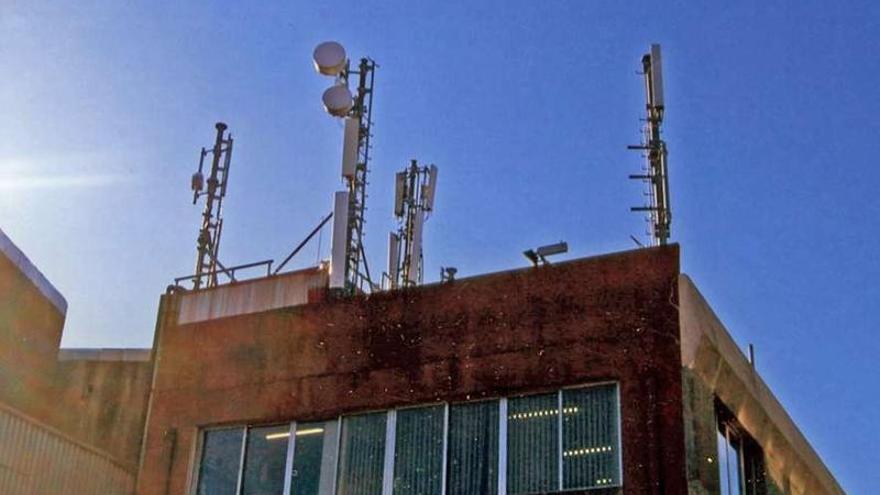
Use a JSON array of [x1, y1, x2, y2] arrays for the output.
[[313, 41, 348, 76], [322, 85, 354, 117]]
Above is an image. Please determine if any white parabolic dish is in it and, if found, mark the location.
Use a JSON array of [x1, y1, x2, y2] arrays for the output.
[[322, 85, 354, 117], [313, 41, 347, 76]]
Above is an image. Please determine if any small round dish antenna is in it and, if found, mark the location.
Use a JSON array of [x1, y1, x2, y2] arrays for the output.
[[322, 85, 354, 116], [313, 41, 347, 76]]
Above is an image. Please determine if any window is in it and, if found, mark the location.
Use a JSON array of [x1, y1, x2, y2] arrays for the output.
[[446, 401, 499, 495], [562, 385, 620, 489], [393, 406, 445, 494], [716, 400, 767, 495], [193, 383, 621, 495], [506, 393, 559, 494], [336, 413, 387, 495], [290, 421, 337, 495], [241, 424, 289, 494], [197, 428, 244, 495]]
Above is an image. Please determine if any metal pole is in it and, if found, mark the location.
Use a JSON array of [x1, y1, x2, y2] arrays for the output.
[[193, 122, 228, 289]]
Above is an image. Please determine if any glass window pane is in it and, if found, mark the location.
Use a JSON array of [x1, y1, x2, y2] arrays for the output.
[[337, 413, 387, 495], [507, 393, 559, 494], [562, 384, 620, 489], [717, 425, 744, 495], [718, 429, 731, 495], [393, 406, 444, 495], [728, 437, 743, 495], [241, 424, 290, 495], [197, 428, 244, 495], [446, 401, 498, 495], [291, 422, 327, 495]]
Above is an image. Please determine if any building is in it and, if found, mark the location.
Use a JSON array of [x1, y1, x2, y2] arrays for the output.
[[0, 228, 153, 494], [132, 244, 844, 495]]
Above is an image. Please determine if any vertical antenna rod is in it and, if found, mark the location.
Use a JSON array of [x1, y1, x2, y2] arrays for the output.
[[190, 122, 234, 289], [628, 44, 671, 246]]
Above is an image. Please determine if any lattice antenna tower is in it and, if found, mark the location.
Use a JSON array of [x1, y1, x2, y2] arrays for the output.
[[314, 41, 378, 293], [387, 160, 438, 289], [628, 44, 672, 246], [189, 122, 234, 289]]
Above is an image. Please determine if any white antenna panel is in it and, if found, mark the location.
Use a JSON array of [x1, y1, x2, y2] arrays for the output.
[[394, 172, 407, 217], [406, 210, 424, 285], [329, 191, 350, 289], [342, 117, 359, 178], [423, 164, 438, 211], [322, 85, 354, 117], [650, 44, 664, 108], [313, 41, 347, 76], [388, 232, 400, 289]]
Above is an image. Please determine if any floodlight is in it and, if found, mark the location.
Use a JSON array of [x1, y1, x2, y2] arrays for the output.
[[524, 241, 568, 266], [536, 242, 568, 258]]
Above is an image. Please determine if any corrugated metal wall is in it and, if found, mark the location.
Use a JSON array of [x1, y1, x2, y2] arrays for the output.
[[0, 406, 135, 494], [177, 267, 328, 325]]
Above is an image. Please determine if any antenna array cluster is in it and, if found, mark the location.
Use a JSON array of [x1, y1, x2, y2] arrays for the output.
[[177, 41, 675, 293], [314, 42, 379, 293], [387, 160, 438, 289], [628, 44, 672, 246]]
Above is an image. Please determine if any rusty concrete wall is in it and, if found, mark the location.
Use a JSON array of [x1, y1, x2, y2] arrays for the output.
[[138, 245, 686, 495], [679, 275, 845, 495]]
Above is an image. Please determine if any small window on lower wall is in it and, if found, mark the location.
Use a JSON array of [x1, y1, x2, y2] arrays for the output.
[[446, 400, 499, 495], [506, 393, 560, 494], [393, 405, 445, 494], [197, 428, 244, 495], [241, 424, 290, 495], [336, 412, 387, 495], [562, 384, 621, 489]]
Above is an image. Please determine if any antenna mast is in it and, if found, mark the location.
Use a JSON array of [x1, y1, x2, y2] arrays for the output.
[[314, 42, 377, 293], [344, 57, 377, 291], [628, 44, 671, 246], [388, 159, 438, 289], [190, 122, 234, 289]]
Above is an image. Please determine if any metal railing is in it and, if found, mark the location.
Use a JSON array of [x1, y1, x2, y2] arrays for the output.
[[173, 259, 274, 289]]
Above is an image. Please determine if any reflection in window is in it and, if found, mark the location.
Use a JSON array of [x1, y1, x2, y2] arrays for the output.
[[718, 426, 743, 495], [337, 413, 387, 495], [446, 401, 498, 495], [393, 406, 444, 495], [562, 385, 620, 489], [242, 424, 290, 495], [291, 422, 328, 495], [197, 428, 244, 495], [507, 393, 559, 494]]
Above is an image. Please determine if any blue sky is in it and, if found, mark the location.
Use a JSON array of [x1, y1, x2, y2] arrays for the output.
[[1, 2, 877, 492]]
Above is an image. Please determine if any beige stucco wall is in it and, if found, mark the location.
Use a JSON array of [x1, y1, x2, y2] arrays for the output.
[[679, 274, 844, 495]]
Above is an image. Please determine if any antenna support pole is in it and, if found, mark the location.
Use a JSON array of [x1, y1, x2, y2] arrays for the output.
[[192, 122, 234, 289], [341, 58, 377, 293], [629, 44, 671, 246]]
